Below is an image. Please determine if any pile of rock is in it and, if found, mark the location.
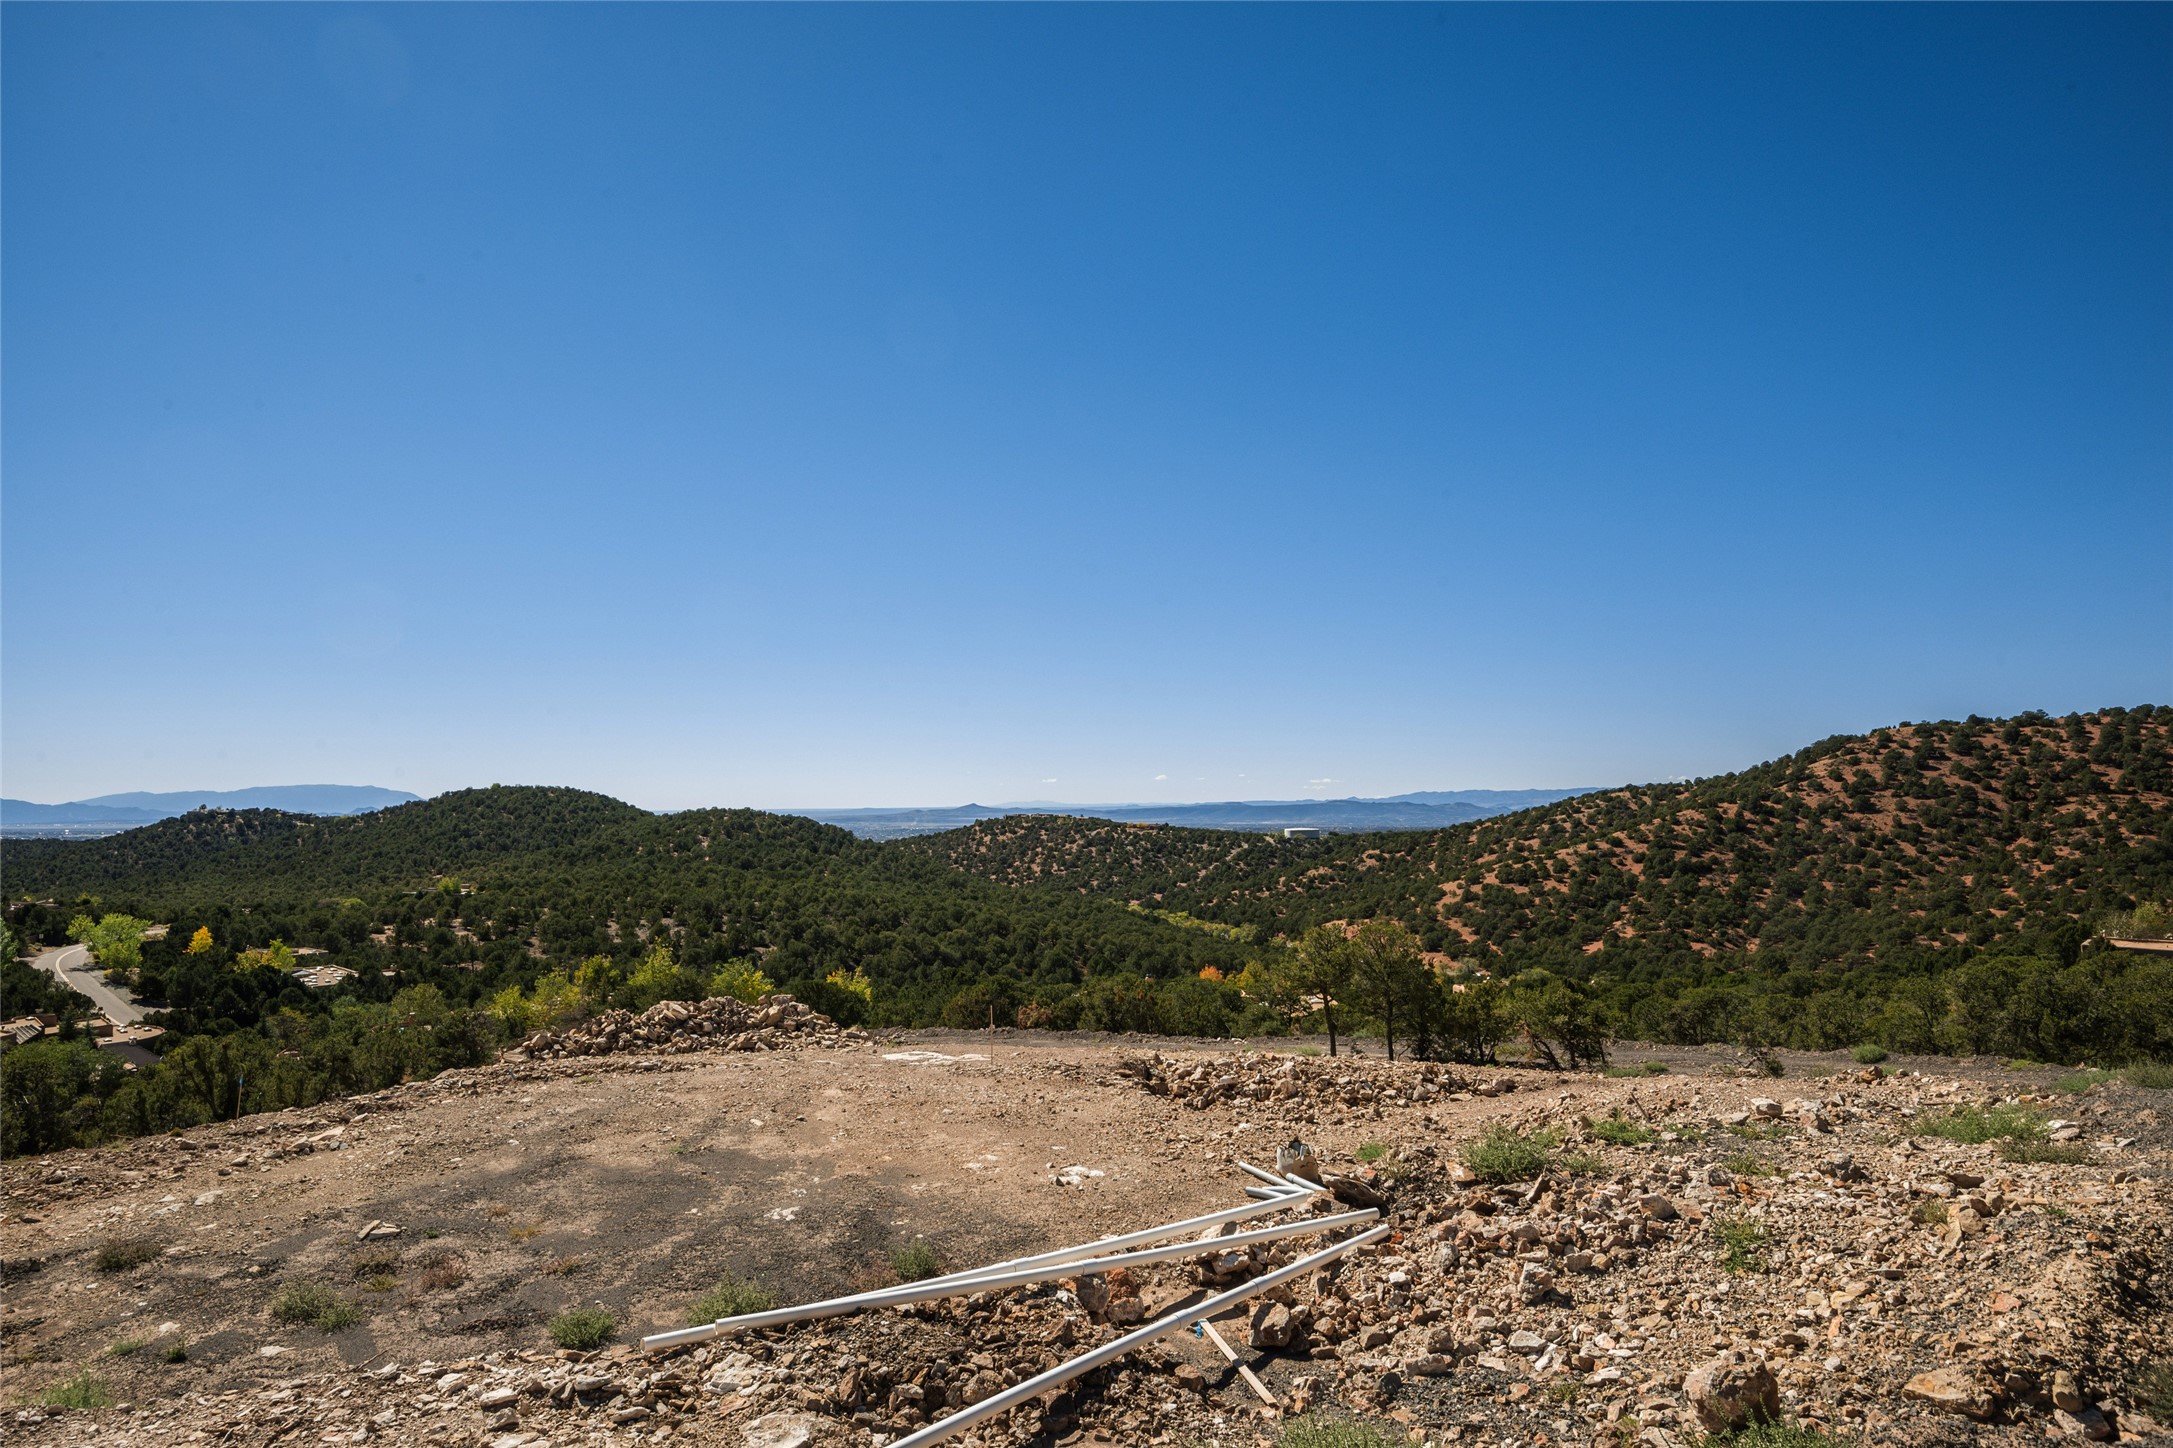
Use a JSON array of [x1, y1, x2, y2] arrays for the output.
[[512, 994, 865, 1061], [1109, 1051, 1487, 1112]]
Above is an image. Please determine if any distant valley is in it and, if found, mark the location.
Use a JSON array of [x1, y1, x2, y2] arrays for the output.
[[791, 788, 1603, 839]]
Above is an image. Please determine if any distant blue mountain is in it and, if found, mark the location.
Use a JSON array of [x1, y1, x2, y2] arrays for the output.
[[793, 787, 1606, 840], [70, 786, 422, 816], [1375, 788, 1602, 811], [1, 785, 421, 834]]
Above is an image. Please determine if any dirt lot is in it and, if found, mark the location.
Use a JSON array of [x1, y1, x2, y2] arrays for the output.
[[3, 1027, 2169, 1448]]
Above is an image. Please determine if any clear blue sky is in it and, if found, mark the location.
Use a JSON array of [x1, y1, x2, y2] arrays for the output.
[[5, 5, 2168, 811]]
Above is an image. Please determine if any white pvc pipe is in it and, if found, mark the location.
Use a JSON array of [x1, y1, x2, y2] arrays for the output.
[[884, 1223, 1393, 1448], [1234, 1160, 1298, 1190], [640, 1206, 1378, 1352], [967, 1167, 1320, 1279], [644, 1167, 1320, 1352], [647, 1170, 1323, 1354]]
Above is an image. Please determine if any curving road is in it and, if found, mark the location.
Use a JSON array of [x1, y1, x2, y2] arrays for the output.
[[31, 943, 143, 1024]]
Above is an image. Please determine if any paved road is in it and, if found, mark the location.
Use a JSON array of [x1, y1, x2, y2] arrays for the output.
[[31, 943, 143, 1024]]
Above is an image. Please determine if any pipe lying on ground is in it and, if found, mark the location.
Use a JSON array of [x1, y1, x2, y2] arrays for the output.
[[884, 1222, 1393, 1448], [1234, 1160, 1301, 1191], [967, 1165, 1320, 1278], [640, 1206, 1379, 1351], [644, 1166, 1323, 1353]]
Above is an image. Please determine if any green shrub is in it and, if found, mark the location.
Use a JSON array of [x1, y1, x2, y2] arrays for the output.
[[1463, 1125, 1555, 1183], [271, 1281, 364, 1332], [1912, 1199, 1948, 1226], [1590, 1112, 1654, 1147], [2138, 1362, 2173, 1419], [687, 1271, 776, 1325], [1850, 1044, 1888, 1064], [41, 1372, 115, 1410], [107, 1337, 147, 1358], [2123, 1061, 2173, 1090], [1724, 1120, 1790, 1141], [549, 1306, 615, 1349], [1605, 1061, 1669, 1077], [94, 1238, 161, 1273], [349, 1247, 400, 1280], [1353, 1142, 1388, 1164], [2053, 1069, 2112, 1094], [1912, 1103, 2046, 1144], [1557, 1152, 1605, 1175], [891, 1239, 942, 1283], [1692, 1423, 1850, 1447], [1999, 1140, 2090, 1165], [1722, 1151, 1779, 1178], [1279, 1419, 1400, 1448], [1712, 1214, 1767, 1274], [161, 1338, 188, 1364]]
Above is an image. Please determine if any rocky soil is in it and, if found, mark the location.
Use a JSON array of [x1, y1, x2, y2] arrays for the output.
[[3, 1019, 2169, 1448], [513, 995, 868, 1061]]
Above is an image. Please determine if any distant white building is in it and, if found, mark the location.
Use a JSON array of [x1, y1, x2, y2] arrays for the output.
[[1282, 827, 1322, 840]]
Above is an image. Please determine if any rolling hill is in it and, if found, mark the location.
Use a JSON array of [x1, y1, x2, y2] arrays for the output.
[[0, 785, 1255, 1040], [906, 707, 2172, 957], [904, 707, 2173, 1052], [6, 708, 2168, 1069]]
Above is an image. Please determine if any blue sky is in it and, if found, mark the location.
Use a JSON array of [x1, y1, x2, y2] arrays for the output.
[[5, 5, 2168, 811]]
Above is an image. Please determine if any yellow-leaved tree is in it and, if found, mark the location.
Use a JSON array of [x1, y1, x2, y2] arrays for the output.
[[824, 966, 873, 1007], [489, 970, 586, 1038], [185, 926, 215, 956], [709, 959, 774, 1005]]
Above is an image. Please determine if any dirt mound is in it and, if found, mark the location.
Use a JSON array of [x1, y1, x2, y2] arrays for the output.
[[511, 992, 864, 1060]]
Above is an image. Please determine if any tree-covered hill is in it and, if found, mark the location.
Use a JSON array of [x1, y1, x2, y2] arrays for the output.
[[1, 785, 1256, 1040], [7, 707, 2169, 1091], [906, 707, 2173, 1054], [909, 707, 2172, 957], [1, 786, 655, 903]]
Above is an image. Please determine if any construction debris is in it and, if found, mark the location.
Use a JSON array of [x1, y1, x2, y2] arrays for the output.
[[8, 1039, 2169, 1448]]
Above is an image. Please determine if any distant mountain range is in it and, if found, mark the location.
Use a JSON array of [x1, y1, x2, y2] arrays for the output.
[[791, 788, 1603, 839], [0, 784, 1595, 841], [0, 786, 421, 836]]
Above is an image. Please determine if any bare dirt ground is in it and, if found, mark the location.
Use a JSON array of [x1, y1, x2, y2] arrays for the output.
[[4, 1026, 2169, 1448]]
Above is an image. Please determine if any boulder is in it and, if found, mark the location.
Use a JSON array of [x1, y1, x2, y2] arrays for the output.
[[2054, 1406, 2114, 1441], [1904, 1367, 1997, 1420], [1247, 1301, 1294, 1349], [740, 1413, 822, 1448], [1681, 1356, 1781, 1433]]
